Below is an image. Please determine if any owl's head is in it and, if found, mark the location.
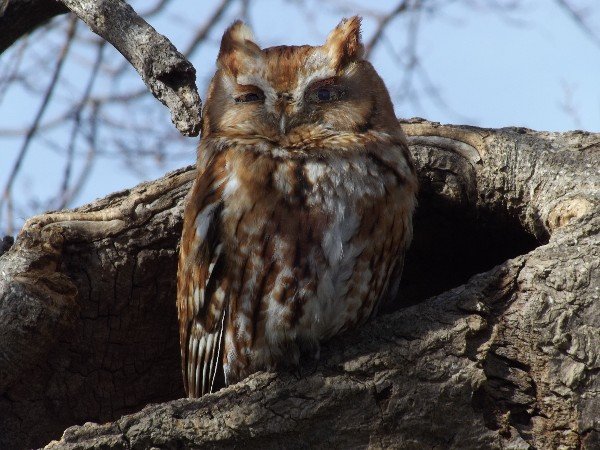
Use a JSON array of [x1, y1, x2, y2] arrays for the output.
[[202, 17, 401, 145]]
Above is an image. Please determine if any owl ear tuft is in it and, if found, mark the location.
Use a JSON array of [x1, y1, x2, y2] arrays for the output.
[[324, 16, 364, 69], [217, 20, 262, 75]]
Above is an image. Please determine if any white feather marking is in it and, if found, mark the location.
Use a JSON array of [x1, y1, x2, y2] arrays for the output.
[[193, 286, 202, 310], [272, 236, 289, 262], [220, 74, 237, 96], [188, 334, 198, 396], [214, 287, 225, 304], [195, 332, 207, 397], [202, 333, 214, 395], [322, 204, 359, 265], [298, 156, 377, 338], [207, 244, 222, 279], [270, 147, 293, 159], [210, 308, 226, 393], [223, 175, 240, 198], [304, 161, 327, 184], [293, 66, 336, 97], [195, 202, 219, 241], [236, 74, 276, 100], [231, 22, 256, 42], [235, 313, 251, 340], [208, 261, 216, 275], [273, 163, 293, 195], [224, 333, 236, 386]]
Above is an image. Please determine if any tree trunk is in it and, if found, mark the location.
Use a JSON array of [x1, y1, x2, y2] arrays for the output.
[[1, 120, 598, 449]]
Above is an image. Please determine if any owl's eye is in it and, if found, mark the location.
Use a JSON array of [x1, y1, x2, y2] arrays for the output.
[[317, 88, 332, 101], [306, 79, 345, 103], [235, 91, 264, 103]]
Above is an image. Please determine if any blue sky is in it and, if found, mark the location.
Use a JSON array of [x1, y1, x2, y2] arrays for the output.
[[1, 0, 599, 232]]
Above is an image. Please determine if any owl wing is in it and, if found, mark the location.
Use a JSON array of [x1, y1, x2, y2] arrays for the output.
[[376, 249, 406, 315], [371, 140, 416, 314], [177, 154, 229, 397]]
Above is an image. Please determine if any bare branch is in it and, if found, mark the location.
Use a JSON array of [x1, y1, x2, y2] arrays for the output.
[[0, 16, 77, 235], [57, 42, 106, 209], [2, 121, 598, 449], [558, 80, 583, 130], [59, 0, 201, 136], [59, 102, 100, 208], [184, 0, 235, 58], [365, 0, 411, 58], [555, 0, 600, 50]]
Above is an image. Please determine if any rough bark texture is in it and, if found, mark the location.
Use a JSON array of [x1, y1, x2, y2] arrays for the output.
[[0, 120, 598, 449], [0, 0, 201, 136]]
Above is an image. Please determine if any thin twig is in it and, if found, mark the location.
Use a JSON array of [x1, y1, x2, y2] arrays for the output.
[[185, 0, 235, 58], [558, 80, 583, 130], [58, 41, 106, 209], [0, 36, 29, 103], [365, 0, 412, 58], [0, 16, 77, 234], [239, 0, 251, 24], [140, 0, 173, 18], [554, 0, 600, 50], [63, 101, 100, 207]]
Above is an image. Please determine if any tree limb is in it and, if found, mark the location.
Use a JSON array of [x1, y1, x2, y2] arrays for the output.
[[58, 0, 201, 136]]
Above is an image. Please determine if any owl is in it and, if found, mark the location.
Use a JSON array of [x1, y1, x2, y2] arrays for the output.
[[177, 16, 417, 398]]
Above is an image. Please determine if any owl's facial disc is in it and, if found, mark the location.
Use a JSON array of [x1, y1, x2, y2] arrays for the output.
[[204, 16, 401, 140]]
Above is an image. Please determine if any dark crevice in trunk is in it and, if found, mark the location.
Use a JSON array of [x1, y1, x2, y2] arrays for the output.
[[394, 190, 543, 309]]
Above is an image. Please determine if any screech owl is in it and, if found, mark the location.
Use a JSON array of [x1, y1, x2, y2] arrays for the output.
[[177, 16, 417, 398]]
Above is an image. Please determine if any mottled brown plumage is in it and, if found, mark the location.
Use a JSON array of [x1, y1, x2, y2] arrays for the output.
[[177, 16, 417, 398]]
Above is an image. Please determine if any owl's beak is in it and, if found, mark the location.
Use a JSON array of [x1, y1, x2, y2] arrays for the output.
[[279, 114, 287, 135], [275, 92, 293, 135]]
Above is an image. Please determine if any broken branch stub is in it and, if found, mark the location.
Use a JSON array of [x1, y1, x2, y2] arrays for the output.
[[59, 0, 201, 136]]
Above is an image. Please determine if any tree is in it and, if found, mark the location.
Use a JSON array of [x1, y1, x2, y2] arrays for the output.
[[0, 1, 598, 449]]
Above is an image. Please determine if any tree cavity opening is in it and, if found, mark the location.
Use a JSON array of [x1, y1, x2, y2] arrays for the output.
[[394, 189, 545, 309]]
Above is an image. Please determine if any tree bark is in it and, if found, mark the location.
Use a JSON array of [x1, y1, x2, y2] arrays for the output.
[[1, 120, 598, 449]]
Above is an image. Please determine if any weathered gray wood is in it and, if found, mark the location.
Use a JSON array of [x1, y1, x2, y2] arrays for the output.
[[0, 120, 597, 449], [0, 167, 195, 449]]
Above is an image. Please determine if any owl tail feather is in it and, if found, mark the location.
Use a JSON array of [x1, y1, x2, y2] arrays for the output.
[[187, 310, 226, 398]]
